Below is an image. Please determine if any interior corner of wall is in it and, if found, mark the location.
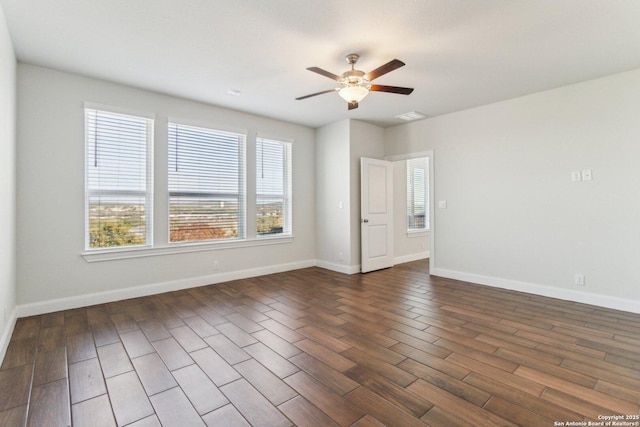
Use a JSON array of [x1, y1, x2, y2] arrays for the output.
[[0, 306, 17, 366]]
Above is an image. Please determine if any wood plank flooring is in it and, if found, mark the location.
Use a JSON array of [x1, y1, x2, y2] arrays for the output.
[[1, 260, 640, 426]]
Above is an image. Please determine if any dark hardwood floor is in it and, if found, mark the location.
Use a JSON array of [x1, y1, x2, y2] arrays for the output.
[[1, 260, 639, 426]]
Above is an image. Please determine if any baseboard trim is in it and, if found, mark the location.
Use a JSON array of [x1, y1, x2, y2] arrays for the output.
[[16, 259, 317, 318], [0, 307, 18, 365], [18, 258, 635, 329], [315, 260, 360, 275], [394, 252, 429, 265], [431, 267, 640, 315]]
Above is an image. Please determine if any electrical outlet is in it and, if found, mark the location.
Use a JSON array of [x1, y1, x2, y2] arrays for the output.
[[574, 274, 585, 286], [571, 171, 582, 182], [213, 260, 220, 271]]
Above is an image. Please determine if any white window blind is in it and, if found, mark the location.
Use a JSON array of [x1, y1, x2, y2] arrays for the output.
[[256, 137, 292, 236], [85, 108, 153, 249], [407, 157, 428, 231], [168, 122, 246, 242]]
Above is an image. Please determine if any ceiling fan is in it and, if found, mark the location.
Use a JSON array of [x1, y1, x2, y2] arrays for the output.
[[296, 54, 414, 110]]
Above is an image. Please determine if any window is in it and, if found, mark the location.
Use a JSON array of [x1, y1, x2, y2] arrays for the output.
[[407, 157, 428, 231], [256, 137, 292, 236], [168, 122, 246, 242], [85, 108, 153, 249]]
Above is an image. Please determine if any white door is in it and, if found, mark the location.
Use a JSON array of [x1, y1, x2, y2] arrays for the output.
[[361, 157, 394, 273]]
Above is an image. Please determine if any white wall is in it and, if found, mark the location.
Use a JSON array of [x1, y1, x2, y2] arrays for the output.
[[315, 120, 351, 271], [392, 160, 429, 264], [315, 119, 385, 273], [349, 120, 385, 267], [16, 64, 316, 312], [0, 3, 17, 359], [385, 68, 640, 312]]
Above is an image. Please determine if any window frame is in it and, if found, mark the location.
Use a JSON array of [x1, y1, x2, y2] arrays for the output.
[[80, 110, 297, 263], [406, 156, 429, 234], [167, 121, 247, 244], [84, 104, 154, 251], [256, 137, 293, 238]]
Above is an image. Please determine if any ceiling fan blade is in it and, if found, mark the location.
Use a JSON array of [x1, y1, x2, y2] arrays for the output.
[[370, 85, 414, 95], [348, 101, 359, 110], [295, 88, 339, 100], [365, 59, 405, 81], [307, 67, 342, 82]]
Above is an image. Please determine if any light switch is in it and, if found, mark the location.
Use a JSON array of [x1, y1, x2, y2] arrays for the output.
[[338, 201, 343, 209], [438, 201, 447, 209], [571, 171, 582, 182], [581, 170, 592, 181]]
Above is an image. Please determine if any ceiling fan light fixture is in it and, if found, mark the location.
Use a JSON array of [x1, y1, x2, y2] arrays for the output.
[[338, 85, 369, 103], [297, 54, 413, 108]]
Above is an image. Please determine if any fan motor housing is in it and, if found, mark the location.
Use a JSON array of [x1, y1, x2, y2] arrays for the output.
[[342, 69, 367, 85]]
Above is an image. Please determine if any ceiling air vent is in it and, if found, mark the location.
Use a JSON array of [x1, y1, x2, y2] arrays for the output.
[[395, 111, 427, 121]]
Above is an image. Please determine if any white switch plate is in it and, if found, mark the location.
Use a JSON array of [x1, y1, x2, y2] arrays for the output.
[[438, 201, 447, 209], [571, 171, 582, 182], [581, 170, 592, 181]]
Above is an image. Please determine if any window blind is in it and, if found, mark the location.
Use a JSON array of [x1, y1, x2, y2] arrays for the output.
[[256, 137, 292, 236], [85, 108, 153, 249], [407, 157, 428, 231], [168, 122, 246, 242]]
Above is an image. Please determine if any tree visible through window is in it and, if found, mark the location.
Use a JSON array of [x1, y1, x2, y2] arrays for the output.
[[85, 108, 153, 249], [407, 157, 428, 231]]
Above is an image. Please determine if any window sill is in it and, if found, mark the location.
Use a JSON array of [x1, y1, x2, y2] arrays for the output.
[[82, 235, 294, 263], [406, 230, 430, 238]]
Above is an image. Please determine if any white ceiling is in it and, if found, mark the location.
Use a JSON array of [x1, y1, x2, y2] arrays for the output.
[[3, 0, 640, 128]]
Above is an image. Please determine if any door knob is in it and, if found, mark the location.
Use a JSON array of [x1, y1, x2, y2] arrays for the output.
[[362, 219, 369, 223]]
